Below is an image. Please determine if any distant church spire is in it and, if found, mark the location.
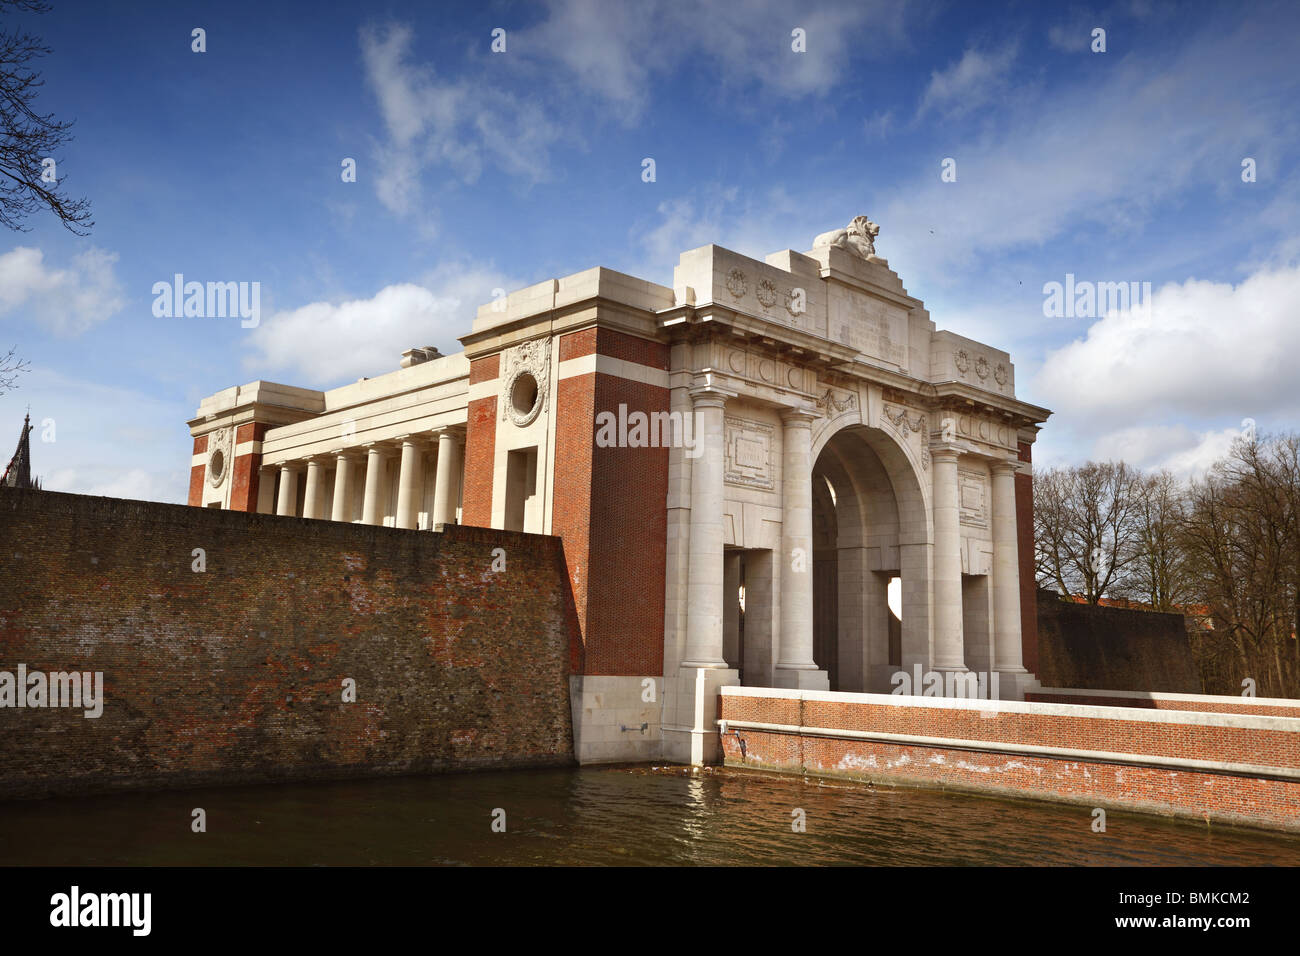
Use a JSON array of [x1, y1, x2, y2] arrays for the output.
[[2, 413, 36, 489]]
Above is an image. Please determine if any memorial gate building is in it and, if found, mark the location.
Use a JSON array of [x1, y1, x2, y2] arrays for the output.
[[188, 217, 1052, 765]]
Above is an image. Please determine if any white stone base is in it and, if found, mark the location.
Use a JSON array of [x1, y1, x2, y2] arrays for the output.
[[661, 666, 740, 765], [772, 667, 830, 690], [569, 675, 663, 764], [994, 670, 1042, 702]]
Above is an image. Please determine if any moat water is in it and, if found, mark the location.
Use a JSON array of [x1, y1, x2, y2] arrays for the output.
[[3, 766, 1300, 866]]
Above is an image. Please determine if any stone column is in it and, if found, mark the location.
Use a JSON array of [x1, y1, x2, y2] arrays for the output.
[[723, 551, 742, 668], [331, 452, 357, 523], [275, 463, 299, 517], [256, 466, 277, 514], [302, 458, 327, 520], [431, 427, 464, 527], [361, 444, 390, 526], [931, 447, 966, 670], [395, 436, 425, 530], [682, 386, 732, 668], [774, 409, 828, 689], [991, 460, 1026, 673]]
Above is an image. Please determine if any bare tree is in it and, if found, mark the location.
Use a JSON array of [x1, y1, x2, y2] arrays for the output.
[[1119, 469, 1192, 611], [0, 343, 27, 395], [1034, 461, 1144, 603], [0, 0, 92, 233], [1183, 434, 1300, 696]]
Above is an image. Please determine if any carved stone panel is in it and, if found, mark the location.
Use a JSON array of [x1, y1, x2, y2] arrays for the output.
[[724, 417, 776, 491], [958, 469, 988, 528]]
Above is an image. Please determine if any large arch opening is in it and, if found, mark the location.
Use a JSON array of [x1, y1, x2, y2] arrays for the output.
[[810, 424, 930, 692]]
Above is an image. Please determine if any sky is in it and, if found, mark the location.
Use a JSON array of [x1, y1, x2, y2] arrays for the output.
[[2, 0, 1298, 503]]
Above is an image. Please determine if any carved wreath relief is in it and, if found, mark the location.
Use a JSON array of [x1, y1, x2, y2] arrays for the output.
[[882, 403, 930, 470], [207, 426, 232, 488], [501, 337, 551, 428], [726, 268, 747, 299]]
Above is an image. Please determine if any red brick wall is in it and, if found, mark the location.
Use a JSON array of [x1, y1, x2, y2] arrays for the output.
[[230, 454, 261, 512], [1016, 441, 1038, 673], [228, 423, 270, 512], [553, 373, 593, 669], [187, 436, 208, 506], [559, 327, 671, 369], [462, 395, 497, 527], [187, 465, 205, 507], [468, 354, 499, 385], [720, 692, 1300, 831], [587, 373, 667, 674], [550, 329, 668, 676], [0, 487, 579, 799]]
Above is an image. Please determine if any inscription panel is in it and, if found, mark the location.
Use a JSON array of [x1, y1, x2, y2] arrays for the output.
[[724, 417, 776, 490]]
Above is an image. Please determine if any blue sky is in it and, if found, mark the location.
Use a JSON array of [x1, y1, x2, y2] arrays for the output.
[[2, 0, 1298, 501]]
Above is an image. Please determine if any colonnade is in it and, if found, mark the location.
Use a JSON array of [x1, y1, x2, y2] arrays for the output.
[[263, 426, 465, 530]]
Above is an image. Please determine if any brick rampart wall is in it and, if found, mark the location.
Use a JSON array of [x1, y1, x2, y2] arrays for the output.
[[0, 487, 579, 798], [719, 688, 1300, 832]]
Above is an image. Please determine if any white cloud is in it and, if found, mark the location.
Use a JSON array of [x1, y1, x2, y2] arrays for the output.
[[917, 45, 1018, 118], [1029, 263, 1300, 474], [0, 246, 125, 337], [520, 0, 907, 115], [360, 23, 560, 222], [244, 263, 518, 385], [1034, 264, 1300, 426], [1088, 423, 1242, 478]]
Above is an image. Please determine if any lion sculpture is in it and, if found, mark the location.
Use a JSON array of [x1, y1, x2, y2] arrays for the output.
[[812, 215, 880, 260]]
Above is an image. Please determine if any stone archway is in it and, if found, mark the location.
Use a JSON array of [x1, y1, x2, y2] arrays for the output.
[[811, 424, 931, 692]]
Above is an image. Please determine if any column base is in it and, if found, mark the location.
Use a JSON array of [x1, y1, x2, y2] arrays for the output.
[[994, 670, 1042, 702], [661, 666, 739, 765], [771, 667, 830, 691]]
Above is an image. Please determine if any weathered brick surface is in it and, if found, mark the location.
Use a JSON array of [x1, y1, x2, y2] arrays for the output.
[[461, 395, 496, 527], [0, 487, 579, 799], [1036, 594, 1200, 692], [558, 326, 671, 370], [229, 452, 261, 512], [187, 465, 205, 507], [720, 692, 1300, 831], [552, 330, 668, 675]]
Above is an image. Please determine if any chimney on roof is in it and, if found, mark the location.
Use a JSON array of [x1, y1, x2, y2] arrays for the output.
[[400, 345, 444, 369]]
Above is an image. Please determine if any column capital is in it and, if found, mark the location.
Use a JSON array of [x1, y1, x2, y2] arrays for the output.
[[433, 424, 467, 441], [990, 458, 1018, 476], [779, 406, 818, 427], [276, 460, 302, 472], [688, 383, 737, 409], [929, 444, 962, 464], [329, 447, 363, 461]]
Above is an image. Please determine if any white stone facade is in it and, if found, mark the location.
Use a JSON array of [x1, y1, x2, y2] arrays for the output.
[[189, 218, 1050, 768]]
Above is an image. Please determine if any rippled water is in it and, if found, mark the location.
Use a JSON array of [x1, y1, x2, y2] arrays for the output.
[[3, 766, 1299, 866]]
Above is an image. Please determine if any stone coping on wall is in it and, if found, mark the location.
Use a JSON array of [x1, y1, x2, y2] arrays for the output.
[[720, 685, 1300, 733], [1033, 686, 1300, 709]]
